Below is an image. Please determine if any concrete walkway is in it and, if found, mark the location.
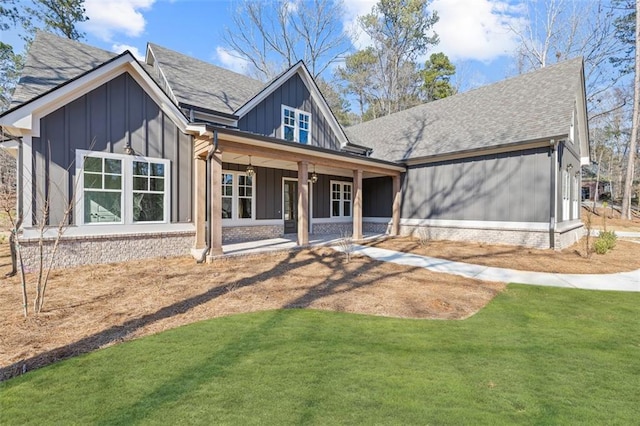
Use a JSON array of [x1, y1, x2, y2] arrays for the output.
[[338, 244, 640, 292], [221, 234, 385, 256]]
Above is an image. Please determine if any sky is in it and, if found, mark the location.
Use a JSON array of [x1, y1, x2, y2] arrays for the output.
[[2, 0, 539, 93]]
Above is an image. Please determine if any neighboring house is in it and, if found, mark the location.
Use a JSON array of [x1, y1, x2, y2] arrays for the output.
[[581, 179, 611, 201], [0, 32, 589, 268]]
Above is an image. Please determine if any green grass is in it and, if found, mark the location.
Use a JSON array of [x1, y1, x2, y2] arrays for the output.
[[1, 284, 639, 425]]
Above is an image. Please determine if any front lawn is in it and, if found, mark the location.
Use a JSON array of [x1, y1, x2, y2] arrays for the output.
[[2, 285, 638, 424]]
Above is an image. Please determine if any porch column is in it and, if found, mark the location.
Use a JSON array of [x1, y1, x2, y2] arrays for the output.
[[353, 169, 363, 240], [209, 150, 223, 257], [391, 174, 401, 236], [297, 161, 309, 245], [194, 155, 206, 250]]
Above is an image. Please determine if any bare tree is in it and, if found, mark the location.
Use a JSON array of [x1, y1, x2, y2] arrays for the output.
[[511, 0, 626, 117], [1, 139, 86, 316], [222, 0, 351, 80], [621, 2, 639, 220]]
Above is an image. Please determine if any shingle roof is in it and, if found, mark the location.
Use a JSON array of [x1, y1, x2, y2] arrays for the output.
[[345, 57, 584, 161], [10, 31, 117, 107], [147, 43, 265, 115]]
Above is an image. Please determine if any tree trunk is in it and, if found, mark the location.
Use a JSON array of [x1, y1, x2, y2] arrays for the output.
[[621, 2, 640, 220], [593, 149, 603, 210]]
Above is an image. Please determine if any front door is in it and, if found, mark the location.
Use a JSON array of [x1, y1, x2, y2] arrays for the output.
[[284, 179, 297, 234]]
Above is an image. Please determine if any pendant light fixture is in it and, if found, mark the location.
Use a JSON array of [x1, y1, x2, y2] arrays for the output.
[[246, 155, 255, 177], [311, 164, 318, 183]]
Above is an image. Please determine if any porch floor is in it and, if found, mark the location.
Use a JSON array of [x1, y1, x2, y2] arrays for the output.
[[220, 233, 387, 257]]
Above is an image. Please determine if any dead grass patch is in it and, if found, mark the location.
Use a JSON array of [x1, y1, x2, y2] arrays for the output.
[[367, 237, 640, 274], [583, 206, 640, 232], [0, 243, 503, 380]]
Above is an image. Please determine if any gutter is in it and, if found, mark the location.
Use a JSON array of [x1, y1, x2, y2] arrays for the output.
[[549, 139, 559, 249]]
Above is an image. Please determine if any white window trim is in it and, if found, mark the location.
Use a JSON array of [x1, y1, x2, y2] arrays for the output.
[[281, 104, 312, 143], [569, 106, 576, 143], [572, 173, 579, 220], [222, 170, 256, 225], [75, 150, 171, 226], [562, 170, 570, 222], [330, 180, 352, 218]]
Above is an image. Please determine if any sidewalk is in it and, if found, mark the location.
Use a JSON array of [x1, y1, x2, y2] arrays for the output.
[[338, 245, 640, 292]]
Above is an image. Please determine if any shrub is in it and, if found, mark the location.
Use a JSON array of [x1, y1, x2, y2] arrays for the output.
[[594, 231, 617, 255]]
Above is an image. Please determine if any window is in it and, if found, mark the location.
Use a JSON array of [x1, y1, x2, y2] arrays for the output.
[[222, 173, 233, 219], [83, 156, 122, 223], [78, 151, 170, 225], [133, 161, 166, 222], [282, 105, 311, 144], [221, 171, 254, 220], [331, 181, 352, 218]]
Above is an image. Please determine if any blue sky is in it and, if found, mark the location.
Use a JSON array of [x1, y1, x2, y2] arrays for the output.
[[3, 1, 551, 91]]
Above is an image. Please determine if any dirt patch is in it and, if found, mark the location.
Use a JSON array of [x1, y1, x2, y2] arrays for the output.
[[0, 243, 503, 381], [583, 206, 640, 232], [367, 237, 640, 274]]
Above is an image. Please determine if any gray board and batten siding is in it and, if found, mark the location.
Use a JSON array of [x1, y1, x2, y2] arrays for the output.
[[223, 162, 352, 220], [238, 73, 341, 151], [32, 72, 193, 225], [401, 147, 551, 223], [363, 176, 393, 218]]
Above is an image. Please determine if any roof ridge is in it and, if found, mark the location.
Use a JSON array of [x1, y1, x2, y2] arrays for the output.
[[348, 56, 584, 131]]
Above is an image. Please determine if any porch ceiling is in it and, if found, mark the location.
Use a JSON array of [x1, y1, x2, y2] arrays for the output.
[[222, 152, 383, 178]]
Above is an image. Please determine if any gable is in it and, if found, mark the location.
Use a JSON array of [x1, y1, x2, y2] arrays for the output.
[[31, 71, 193, 226], [237, 73, 341, 151], [1, 53, 188, 138], [236, 65, 347, 151]]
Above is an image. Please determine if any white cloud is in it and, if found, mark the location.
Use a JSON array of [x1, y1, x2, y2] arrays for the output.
[[342, 0, 526, 63], [214, 47, 251, 75], [431, 0, 527, 62], [112, 43, 144, 60], [342, 0, 376, 49], [82, 0, 155, 41]]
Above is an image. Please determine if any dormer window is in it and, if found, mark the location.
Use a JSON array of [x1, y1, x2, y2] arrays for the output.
[[282, 105, 311, 144]]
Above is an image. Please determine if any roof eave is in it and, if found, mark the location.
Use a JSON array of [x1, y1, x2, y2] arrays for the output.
[[404, 136, 568, 166], [187, 123, 405, 173]]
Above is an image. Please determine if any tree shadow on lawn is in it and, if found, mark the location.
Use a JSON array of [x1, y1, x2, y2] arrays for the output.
[[0, 248, 413, 382], [365, 238, 526, 263]]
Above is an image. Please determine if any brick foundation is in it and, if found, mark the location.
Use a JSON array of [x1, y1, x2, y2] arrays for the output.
[[363, 221, 391, 234], [312, 222, 352, 235], [399, 223, 585, 250], [222, 225, 284, 243], [19, 230, 195, 270]]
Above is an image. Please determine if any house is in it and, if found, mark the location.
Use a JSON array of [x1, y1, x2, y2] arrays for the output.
[[0, 32, 589, 268]]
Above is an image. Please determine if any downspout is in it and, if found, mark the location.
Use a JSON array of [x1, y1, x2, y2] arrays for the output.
[[197, 129, 218, 263], [549, 139, 558, 249]]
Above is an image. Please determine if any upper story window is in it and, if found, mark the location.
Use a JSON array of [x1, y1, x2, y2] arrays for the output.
[[77, 150, 170, 225], [282, 105, 311, 144]]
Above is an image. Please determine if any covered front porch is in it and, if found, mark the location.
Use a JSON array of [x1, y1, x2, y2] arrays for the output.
[[219, 233, 386, 257], [188, 125, 405, 262]]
